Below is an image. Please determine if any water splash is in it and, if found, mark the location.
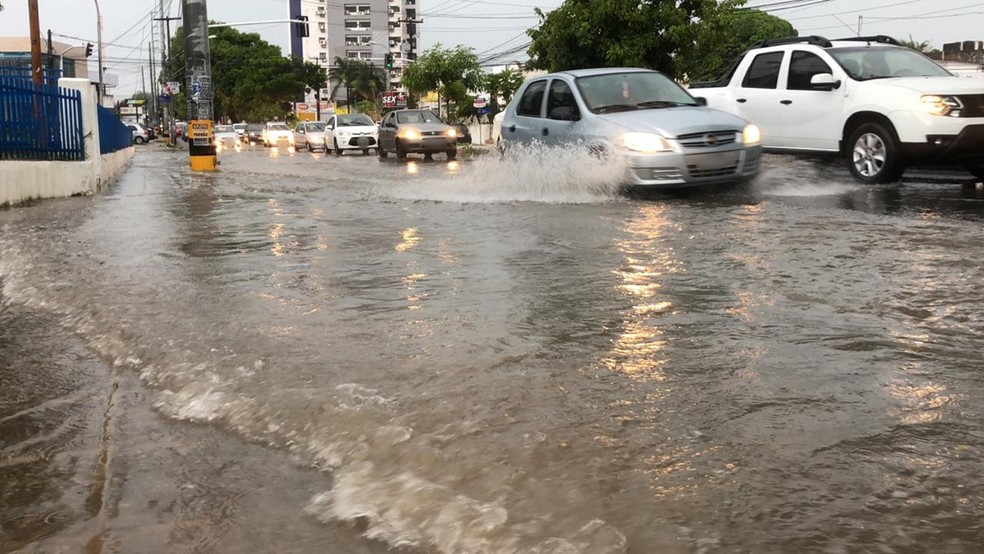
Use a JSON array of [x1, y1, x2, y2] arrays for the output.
[[755, 155, 859, 196], [382, 144, 628, 204]]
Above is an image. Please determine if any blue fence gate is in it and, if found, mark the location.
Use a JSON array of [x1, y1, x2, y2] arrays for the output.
[[0, 69, 86, 161]]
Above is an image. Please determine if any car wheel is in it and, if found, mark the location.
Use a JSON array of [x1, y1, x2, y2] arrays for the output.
[[308, 142, 314, 152], [134, 136, 145, 144], [966, 162, 984, 180], [334, 139, 342, 156], [362, 148, 370, 156], [847, 122, 904, 184], [446, 148, 457, 161], [395, 140, 407, 160], [378, 144, 387, 159]]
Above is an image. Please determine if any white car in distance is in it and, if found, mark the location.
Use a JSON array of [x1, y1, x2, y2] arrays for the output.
[[261, 122, 294, 148], [324, 114, 379, 155]]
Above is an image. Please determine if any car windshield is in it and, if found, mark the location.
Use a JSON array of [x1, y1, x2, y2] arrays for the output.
[[233, 124, 247, 130], [396, 110, 443, 124], [215, 125, 234, 133], [575, 71, 699, 114], [306, 122, 327, 131], [337, 114, 375, 126], [267, 124, 289, 131], [247, 124, 263, 132], [830, 46, 952, 80]]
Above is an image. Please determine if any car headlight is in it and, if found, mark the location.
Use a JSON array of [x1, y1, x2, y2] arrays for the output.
[[920, 95, 963, 117], [447, 128, 457, 138], [402, 129, 420, 140], [618, 132, 674, 153], [740, 124, 761, 145]]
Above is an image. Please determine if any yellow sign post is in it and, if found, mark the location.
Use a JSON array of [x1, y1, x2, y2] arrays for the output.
[[188, 119, 216, 171]]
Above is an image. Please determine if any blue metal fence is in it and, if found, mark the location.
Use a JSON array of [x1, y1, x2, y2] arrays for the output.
[[97, 105, 132, 154], [0, 74, 85, 161]]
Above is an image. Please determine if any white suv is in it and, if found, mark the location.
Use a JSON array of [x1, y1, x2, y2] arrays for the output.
[[691, 35, 984, 183]]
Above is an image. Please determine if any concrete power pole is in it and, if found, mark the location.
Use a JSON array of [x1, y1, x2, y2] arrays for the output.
[[183, 0, 216, 170], [28, 0, 43, 85]]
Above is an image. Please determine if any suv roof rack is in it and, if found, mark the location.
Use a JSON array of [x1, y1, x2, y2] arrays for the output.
[[831, 35, 904, 47], [749, 35, 832, 49]]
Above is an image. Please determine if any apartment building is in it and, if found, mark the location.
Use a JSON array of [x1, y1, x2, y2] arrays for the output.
[[289, 0, 419, 109]]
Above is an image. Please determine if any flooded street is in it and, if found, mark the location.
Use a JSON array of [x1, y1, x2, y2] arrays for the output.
[[3, 144, 984, 553]]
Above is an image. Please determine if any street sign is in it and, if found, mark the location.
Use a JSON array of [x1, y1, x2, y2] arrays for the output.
[[163, 81, 181, 95], [189, 120, 213, 147], [477, 106, 491, 116], [473, 96, 488, 108]]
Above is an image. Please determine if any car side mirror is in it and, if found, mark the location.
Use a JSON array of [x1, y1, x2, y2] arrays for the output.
[[810, 73, 841, 91], [693, 96, 707, 106], [549, 106, 580, 121]]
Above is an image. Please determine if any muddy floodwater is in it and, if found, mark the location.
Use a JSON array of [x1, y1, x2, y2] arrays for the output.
[[3, 145, 984, 553]]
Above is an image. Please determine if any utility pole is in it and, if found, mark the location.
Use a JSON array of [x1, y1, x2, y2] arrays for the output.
[[29, 0, 43, 85], [183, 0, 216, 170], [149, 40, 157, 128], [94, 0, 104, 106], [154, 10, 181, 146], [46, 29, 55, 71]]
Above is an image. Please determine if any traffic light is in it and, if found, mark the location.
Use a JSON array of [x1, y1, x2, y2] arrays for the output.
[[384, 53, 393, 69], [85, 43, 93, 57], [296, 15, 309, 38]]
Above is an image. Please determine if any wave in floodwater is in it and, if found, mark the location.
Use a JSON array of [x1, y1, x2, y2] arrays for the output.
[[381, 144, 628, 204], [753, 155, 860, 196], [0, 237, 630, 554]]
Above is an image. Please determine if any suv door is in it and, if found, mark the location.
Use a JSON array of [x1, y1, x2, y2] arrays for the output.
[[779, 49, 844, 150], [506, 79, 548, 144], [734, 50, 785, 148]]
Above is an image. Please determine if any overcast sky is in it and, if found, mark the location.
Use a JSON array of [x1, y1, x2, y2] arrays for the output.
[[2, 0, 982, 99]]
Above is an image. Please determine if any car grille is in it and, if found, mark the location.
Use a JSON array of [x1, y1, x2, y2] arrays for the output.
[[687, 164, 739, 178], [346, 137, 377, 147], [422, 130, 446, 137], [956, 94, 984, 117], [676, 130, 737, 148]]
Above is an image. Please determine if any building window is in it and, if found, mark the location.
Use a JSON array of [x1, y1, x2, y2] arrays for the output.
[[319, 22, 326, 32], [344, 4, 371, 16], [345, 20, 372, 30], [320, 52, 327, 61]]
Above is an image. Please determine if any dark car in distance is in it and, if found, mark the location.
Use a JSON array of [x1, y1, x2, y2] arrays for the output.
[[451, 124, 472, 145], [245, 123, 265, 145]]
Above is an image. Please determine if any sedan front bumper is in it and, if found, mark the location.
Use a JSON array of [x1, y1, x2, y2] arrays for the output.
[[623, 145, 762, 189]]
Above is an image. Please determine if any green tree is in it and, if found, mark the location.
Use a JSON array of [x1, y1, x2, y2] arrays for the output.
[[691, 9, 797, 82], [901, 35, 932, 53], [401, 44, 484, 120], [167, 24, 311, 122], [328, 57, 385, 113], [527, 0, 748, 81], [483, 68, 524, 118]]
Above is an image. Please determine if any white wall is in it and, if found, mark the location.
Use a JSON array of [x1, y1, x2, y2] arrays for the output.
[[0, 78, 133, 207]]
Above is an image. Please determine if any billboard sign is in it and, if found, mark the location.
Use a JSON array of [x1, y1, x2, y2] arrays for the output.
[[382, 91, 408, 109]]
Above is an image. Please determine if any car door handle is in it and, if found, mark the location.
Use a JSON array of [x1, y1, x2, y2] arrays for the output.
[[508, 125, 515, 133], [541, 128, 549, 136], [780, 100, 792, 105], [736, 98, 747, 103]]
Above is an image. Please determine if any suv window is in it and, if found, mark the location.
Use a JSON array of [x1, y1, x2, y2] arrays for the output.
[[742, 51, 784, 89], [787, 51, 832, 90], [546, 80, 579, 120], [517, 80, 547, 117]]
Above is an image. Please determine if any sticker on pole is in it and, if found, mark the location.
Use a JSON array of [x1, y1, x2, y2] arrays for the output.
[[190, 120, 213, 146]]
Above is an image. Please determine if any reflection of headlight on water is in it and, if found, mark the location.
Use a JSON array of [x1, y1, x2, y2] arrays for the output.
[[406, 161, 419, 174], [447, 160, 460, 173]]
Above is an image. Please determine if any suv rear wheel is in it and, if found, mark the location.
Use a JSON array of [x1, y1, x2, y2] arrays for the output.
[[847, 122, 904, 184]]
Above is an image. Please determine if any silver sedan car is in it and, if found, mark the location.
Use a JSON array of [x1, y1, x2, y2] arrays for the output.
[[293, 121, 328, 152], [500, 68, 762, 190], [377, 109, 457, 161]]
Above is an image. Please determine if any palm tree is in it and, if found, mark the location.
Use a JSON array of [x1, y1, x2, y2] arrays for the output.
[[901, 35, 932, 53], [328, 57, 385, 113]]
